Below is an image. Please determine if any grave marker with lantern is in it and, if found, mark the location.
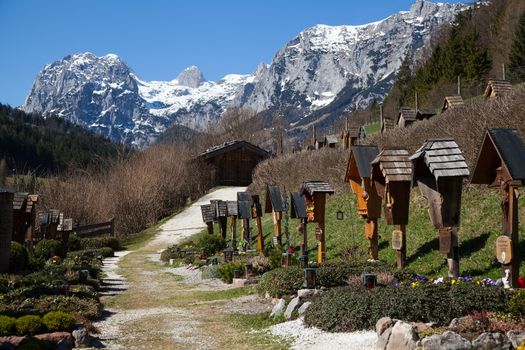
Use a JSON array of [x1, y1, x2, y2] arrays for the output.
[[409, 139, 469, 278], [226, 201, 238, 250], [300, 181, 335, 264], [291, 192, 308, 264], [200, 204, 215, 235], [345, 145, 382, 260], [251, 195, 264, 254], [471, 128, 525, 288], [237, 192, 252, 251], [371, 148, 412, 268], [265, 185, 284, 247]]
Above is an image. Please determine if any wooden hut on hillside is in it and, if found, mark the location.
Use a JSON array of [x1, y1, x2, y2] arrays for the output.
[[198, 140, 269, 186], [442, 95, 465, 113], [323, 135, 339, 148], [341, 126, 365, 149], [484, 79, 512, 99], [396, 108, 417, 128]]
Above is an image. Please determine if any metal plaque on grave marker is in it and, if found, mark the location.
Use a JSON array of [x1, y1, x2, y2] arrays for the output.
[[238, 201, 251, 219], [438, 228, 452, 254], [200, 205, 215, 223], [63, 219, 73, 232], [391, 229, 403, 250], [226, 201, 238, 217], [496, 236, 512, 264], [215, 201, 228, 217]]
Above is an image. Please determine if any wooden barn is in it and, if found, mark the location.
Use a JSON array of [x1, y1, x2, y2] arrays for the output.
[[396, 108, 417, 128], [442, 95, 465, 113], [198, 140, 269, 186], [484, 79, 512, 99]]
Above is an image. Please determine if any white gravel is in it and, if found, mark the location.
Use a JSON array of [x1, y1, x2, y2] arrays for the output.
[[269, 318, 377, 350]]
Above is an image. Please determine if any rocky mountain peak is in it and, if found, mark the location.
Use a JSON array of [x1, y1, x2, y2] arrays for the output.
[[176, 65, 206, 88]]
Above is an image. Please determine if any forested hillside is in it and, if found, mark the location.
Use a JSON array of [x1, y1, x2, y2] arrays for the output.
[[0, 103, 127, 174], [383, 0, 525, 117]]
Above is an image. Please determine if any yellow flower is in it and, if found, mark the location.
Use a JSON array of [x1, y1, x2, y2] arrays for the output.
[[451, 279, 456, 285]]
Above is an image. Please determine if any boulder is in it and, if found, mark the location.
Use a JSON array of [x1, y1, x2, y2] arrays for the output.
[[284, 296, 301, 319], [421, 335, 442, 350], [297, 289, 316, 299], [376, 317, 395, 336], [386, 321, 418, 350], [72, 328, 95, 348], [0, 337, 24, 347], [471, 332, 510, 350], [35, 332, 73, 346], [298, 301, 311, 316], [378, 326, 394, 350], [437, 331, 472, 350], [507, 330, 525, 349], [270, 298, 286, 318], [448, 316, 470, 331], [232, 278, 246, 288]]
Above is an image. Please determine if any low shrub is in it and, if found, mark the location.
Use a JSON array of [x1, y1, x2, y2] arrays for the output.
[[67, 247, 114, 259], [195, 233, 226, 256], [80, 237, 122, 251], [304, 283, 510, 332], [509, 290, 525, 318], [160, 244, 188, 262], [67, 235, 81, 252], [16, 315, 44, 336], [42, 311, 76, 332], [248, 255, 271, 275], [33, 295, 102, 320], [217, 261, 245, 283], [34, 240, 66, 260], [257, 267, 304, 297], [201, 265, 220, 280], [9, 242, 29, 272], [0, 315, 16, 336]]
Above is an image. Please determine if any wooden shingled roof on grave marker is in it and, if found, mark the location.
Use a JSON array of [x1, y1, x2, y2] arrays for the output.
[[265, 185, 284, 248], [396, 108, 417, 128], [484, 79, 512, 99], [471, 128, 525, 288], [201, 204, 215, 235], [409, 138, 469, 278], [371, 148, 412, 268], [300, 181, 334, 264], [324, 135, 339, 148], [442, 95, 464, 113]]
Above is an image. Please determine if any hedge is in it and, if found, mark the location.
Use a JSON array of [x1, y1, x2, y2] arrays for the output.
[[304, 283, 510, 332]]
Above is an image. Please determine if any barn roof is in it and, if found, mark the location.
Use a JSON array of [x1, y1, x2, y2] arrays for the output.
[[471, 128, 525, 184], [442, 95, 464, 112], [397, 108, 417, 122], [324, 134, 339, 145], [371, 149, 412, 182], [300, 181, 335, 196], [199, 140, 269, 159], [484, 79, 512, 98], [345, 145, 380, 181], [409, 138, 470, 179]]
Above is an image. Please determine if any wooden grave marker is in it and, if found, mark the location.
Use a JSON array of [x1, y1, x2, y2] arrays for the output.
[[251, 195, 264, 254], [410, 138, 469, 278], [200, 204, 215, 235], [291, 192, 308, 260], [237, 192, 252, 251], [212, 200, 228, 239], [345, 145, 382, 260], [0, 188, 14, 273], [471, 128, 525, 288], [226, 201, 238, 250], [300, 181, 334, 264], [265, 185, 284, 247], [371, 148, 412, 268]]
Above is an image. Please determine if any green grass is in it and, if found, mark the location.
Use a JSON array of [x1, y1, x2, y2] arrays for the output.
[[364, 122, 380, 135]]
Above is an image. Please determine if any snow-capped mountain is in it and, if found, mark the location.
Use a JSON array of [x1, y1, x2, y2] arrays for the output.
[[233, 0, 464, 127], [22, 1, 464, 147]]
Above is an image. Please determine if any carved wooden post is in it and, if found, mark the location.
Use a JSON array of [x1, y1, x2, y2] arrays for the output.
[[0, 188, 14, 273], [346, 145, 382, 260], [410, 139, 469, 278], [301, 181, 334, 264], [472, 128, 525, 288], [371, 148, 412, 269]]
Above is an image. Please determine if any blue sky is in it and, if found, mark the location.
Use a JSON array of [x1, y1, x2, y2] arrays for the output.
[[0, 0, 464, 106]]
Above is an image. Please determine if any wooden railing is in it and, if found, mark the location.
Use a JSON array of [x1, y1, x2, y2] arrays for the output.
[[74, 218, 115, 238]]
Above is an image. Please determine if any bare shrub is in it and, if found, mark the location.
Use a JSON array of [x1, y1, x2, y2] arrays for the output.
[[40, 144, 211, 237]]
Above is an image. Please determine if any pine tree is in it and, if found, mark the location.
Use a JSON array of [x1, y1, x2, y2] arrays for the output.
[[509, 11, 525, 82]]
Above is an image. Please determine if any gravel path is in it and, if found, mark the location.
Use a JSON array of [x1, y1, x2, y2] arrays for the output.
[[269, 318, 376, 350]]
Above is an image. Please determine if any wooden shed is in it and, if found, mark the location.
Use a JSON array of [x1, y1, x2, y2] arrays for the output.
[[371, 148, 412, 268], [345, 145, 382, 259], [471, 128, 525, 288], [484, 79, 512, 99], [323, 135, 339, 148], [300, 181, 334, 264], [410, 138, 469, 277], [442, 95, 464, 113], [198, 140, 269, 186], [396, 108, 417, 128]]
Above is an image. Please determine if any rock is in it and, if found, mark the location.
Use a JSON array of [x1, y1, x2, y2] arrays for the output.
[[35, 332, 74, 346], [0, 337, 24, 347], [232, 278, 246, 288], [20, 300, 34, 309], [284, 296, 301, 319], [376, 317, 394, 337], [270, 298, 286, 318], [378, 326, 394, 350], [386, 321, 418, 350], [298, 301, 311, 316], [72, 328, 95, 348], [507, 330, 525, 349], [421, 335, 441, 350], [448, 316, 470, 331], [472, 332, 511, 350], [297, 289, 316, 298]]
